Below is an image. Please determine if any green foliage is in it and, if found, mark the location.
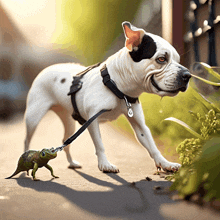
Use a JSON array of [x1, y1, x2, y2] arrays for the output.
[[197, 109, 220, 140], [177, 138, 203, 165], [191, 62, 220, 86], [175, 109, 220, 166], [53, 0, 142, 65], [194, 138, 220, 201], [165, 117, 203, 139], [170, 138, 220, 202]]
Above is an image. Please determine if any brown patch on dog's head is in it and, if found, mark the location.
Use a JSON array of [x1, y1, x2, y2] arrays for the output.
[[123, 25, 141, 51]]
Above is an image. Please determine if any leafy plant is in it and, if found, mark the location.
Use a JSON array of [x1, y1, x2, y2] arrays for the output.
[[165, 101, 220, 166], [191, 62, 220, 86], [165, 117, 203, 140], [170, 138, 220, 202], [176, 138, 203, 166]]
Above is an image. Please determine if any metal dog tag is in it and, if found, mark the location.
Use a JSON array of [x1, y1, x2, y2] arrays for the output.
[[124, 96, 133, 118], [128, 108, 134, 117]]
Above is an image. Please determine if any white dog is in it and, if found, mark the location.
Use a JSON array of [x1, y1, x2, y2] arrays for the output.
[[24, 22, 191, 173]]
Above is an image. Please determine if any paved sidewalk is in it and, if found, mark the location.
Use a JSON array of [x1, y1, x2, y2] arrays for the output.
[[1, 112, 220, 220]]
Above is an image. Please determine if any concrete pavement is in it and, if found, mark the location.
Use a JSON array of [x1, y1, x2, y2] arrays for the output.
[[1, 112, 220, 220]]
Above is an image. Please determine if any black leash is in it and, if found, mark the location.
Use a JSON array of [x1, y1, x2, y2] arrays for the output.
[[53, 109, 110, 152]]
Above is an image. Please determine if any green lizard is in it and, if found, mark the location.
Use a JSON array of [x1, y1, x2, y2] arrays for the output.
[[6, 148, 58, 181]]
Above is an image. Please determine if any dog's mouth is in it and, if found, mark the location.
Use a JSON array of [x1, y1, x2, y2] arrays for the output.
[[150, 75, 187, 94]]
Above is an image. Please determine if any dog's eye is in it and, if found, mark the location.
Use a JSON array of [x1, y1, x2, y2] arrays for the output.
[[156, 57, 167, 64]]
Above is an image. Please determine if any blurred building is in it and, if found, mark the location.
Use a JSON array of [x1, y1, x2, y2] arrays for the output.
[[182, 0, 220, 95], [0, 3, 77, 119], [184, 0, 220, 66]]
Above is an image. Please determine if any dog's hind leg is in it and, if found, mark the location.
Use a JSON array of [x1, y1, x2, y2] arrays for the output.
[[24, 96, 53, 152], [51, 105, 82, 169]]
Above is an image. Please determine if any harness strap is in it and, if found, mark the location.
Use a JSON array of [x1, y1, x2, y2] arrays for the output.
[[100, 64, 138, 104], [70, 90, 86, 125], [68, 62, 101, 125]]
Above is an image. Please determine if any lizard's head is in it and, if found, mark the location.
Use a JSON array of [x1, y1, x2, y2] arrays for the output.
[[40, 148, 57, 160]]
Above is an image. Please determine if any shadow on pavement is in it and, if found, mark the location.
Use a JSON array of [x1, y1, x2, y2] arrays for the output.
[[15, 171, 174, 219]]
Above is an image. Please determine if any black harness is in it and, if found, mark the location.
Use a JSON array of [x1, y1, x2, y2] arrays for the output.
[[67, 63, 101, 125], [68, 63, 138, 124], [100, 64, 138, 103]]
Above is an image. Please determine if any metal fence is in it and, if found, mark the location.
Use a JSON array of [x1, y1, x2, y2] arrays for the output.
[[185, 0, 219, 66]]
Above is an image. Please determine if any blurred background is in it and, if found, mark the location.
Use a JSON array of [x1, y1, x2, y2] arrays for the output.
[[0, 0, 219, 159]]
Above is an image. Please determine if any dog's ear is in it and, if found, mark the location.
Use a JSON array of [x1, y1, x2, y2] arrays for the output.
[[122, 21, 145, 51]]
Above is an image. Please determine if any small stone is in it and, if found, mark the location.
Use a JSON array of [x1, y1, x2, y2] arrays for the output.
[[153, 186, 162, 190], [146, 177, 152, 181]]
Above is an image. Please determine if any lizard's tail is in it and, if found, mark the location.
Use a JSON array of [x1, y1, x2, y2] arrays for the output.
[[5, 169, 21, 179]]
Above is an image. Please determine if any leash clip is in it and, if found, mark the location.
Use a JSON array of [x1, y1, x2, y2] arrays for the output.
[[124, 96, 133, 118], [53, 144, 65, 153]]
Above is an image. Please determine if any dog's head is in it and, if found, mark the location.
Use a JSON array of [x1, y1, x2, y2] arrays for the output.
[[122, 22, 191, 97]]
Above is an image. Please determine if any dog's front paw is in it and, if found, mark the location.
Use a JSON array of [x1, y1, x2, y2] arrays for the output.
[[154, 156, 181, 172], [98, 160, 119, 173]]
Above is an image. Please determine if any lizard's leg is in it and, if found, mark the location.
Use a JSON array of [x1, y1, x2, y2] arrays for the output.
[[45, 164, 59, 178], [31, 163, 40, 181]]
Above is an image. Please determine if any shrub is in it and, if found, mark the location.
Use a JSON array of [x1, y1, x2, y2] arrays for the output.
[[170, 138, 220, 202], [169, 63, 220, 203]]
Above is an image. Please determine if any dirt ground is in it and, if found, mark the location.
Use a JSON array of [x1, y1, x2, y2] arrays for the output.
[[1, 112, 220, 220]]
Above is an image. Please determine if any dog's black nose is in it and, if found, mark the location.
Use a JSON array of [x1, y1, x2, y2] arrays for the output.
[[181, 71, 191, 81]]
